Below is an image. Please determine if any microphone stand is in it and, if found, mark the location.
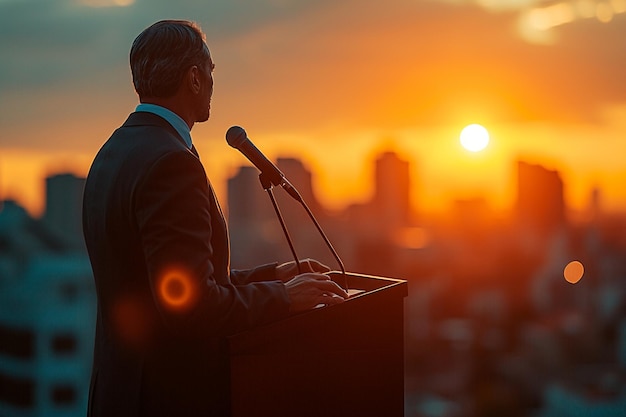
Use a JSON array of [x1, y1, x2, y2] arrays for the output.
[[259, 172, 303, 275], [258, 172, 348, 290]]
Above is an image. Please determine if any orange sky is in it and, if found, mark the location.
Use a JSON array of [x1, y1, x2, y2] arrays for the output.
[[2, 0, 626, 218]]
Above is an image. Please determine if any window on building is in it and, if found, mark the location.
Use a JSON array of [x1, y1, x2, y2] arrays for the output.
[[58, 282, 79, 302], [51, 384, 76, 405], [51, 334, 77, 355], [0, 324, 34, 359], [0, 372, 35, 407]]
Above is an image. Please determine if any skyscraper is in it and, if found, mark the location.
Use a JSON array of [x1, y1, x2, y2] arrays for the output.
[[372, 151, 412, 232], [227, 166, 282, 268], [516, 160, 565, 236], [42, 173, 86, 250]]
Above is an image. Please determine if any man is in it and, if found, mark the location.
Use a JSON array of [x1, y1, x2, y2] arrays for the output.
[[82, 20, 347, 417]]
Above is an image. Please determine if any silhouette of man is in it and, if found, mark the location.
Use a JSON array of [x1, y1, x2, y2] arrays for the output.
[[82, 19, 347, 417]]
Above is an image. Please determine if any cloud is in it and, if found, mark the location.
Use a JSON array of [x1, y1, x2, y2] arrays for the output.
[[212, 0, 626, 130], [0, 0, 134, 91], [1, 0, 625, 151], [434, 0, 626, 44], [0, 0, 322, 92]]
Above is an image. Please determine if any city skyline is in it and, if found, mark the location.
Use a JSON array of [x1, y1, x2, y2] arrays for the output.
[[1, 125, 625, 416], [0, 144, 618, 225]]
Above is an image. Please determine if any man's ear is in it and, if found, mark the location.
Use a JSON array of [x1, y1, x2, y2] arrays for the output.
[[189, 66, 201, 94]]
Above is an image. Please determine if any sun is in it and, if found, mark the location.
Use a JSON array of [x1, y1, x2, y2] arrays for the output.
[[460, 124, 490, 152]]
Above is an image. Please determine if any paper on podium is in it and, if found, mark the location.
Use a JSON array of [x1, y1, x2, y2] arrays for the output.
[[315, 288, 365, 308]]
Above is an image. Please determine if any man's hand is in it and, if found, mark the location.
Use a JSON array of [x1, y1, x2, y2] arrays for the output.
[[276, 258, 330, 282], [284, 273, 348, 313]]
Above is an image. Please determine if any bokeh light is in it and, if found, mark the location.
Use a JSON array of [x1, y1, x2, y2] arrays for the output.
[[563, 260, 584, 284], [393, 227, 431, 249]]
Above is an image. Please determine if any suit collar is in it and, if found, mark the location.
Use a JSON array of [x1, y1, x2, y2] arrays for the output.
[[122, 112, 189, 150]]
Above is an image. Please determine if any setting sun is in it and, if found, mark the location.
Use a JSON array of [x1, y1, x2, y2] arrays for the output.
[[460, 124, 490, 152]]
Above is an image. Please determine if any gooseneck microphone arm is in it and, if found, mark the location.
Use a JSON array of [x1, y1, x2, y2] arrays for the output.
[[226, 126, 347, 289], [297, 195, 346, 277], [258, 172, 303, 275]]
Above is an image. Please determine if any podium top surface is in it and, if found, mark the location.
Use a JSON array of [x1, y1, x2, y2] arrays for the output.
[[330, 271, 407, 298], [227, 272, 408, 353]]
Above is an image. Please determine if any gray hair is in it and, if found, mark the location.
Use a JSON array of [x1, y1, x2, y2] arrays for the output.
[[130, 20, 210, 99]]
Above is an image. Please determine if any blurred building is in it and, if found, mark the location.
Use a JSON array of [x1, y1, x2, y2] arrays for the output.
[[276, 157, 322, 216], [42, 173, 86, 250], [0, 254, 94, 417], [227, 165, 280, 268], [0, 173, 94, 417], [516, 161, 565, 237], [539, 380, 626, 417], [227, 157, 339, 269], [372, 151, 412, 233]]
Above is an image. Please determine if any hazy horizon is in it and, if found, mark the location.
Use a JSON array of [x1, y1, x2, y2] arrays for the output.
[[2, 0, 626, 216]]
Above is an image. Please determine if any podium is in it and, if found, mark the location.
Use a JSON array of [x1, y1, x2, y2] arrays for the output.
[[226, 272, 408, 417]]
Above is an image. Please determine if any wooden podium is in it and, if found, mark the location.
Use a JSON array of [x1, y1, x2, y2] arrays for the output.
[[226, 272, 408, 417]]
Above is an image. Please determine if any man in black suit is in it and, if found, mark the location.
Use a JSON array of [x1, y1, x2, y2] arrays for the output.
[[82, 20, 347, 417]]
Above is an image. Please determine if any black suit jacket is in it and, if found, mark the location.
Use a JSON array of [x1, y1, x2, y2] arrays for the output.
[[83, 112, 290, 417]]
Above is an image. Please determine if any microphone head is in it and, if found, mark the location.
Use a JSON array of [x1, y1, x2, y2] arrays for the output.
[[226, 125, 247, 148]]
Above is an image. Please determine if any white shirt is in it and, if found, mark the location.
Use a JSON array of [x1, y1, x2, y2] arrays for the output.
[[135, 103, 193, 149]]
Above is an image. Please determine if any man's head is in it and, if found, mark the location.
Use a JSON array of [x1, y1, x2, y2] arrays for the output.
[[130, 20, 214, 125]]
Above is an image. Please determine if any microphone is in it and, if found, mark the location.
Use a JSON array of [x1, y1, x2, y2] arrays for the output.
[[226, 125, 302, 201], [226, 125, 347, 287]]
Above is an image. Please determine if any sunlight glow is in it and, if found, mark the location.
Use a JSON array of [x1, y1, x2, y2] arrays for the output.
[[564, 260, 584, 284], [460, 124, 490, 152]]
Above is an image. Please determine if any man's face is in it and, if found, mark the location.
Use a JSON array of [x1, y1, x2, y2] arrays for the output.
[[196, 49, 214, 123]]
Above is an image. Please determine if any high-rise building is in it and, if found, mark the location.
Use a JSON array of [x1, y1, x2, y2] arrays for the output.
[[227, 166, 273, 226], [42, 174, 86, 250], [372, 151, 412, 232], [516, 161, 565, 235], [227, 166, 282, 268], [227, 158, 338, 269], [276, 157, 321, 214], [0, 198, 95, 417]]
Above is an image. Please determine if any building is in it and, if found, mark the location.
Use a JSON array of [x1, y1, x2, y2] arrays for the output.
[[516, 161, 565, 237], [42, 173, 86, 250], [0, 172, 95, 417], [0, 254, 94, 417], [227, 165, 282, 268], [372, 151, 412, 233]]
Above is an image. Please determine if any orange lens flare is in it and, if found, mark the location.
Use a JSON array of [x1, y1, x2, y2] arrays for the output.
[[157, 268, 197, 311], [563, 260, 584, 284]]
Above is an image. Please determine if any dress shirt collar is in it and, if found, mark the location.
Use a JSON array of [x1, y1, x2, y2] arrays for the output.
[[135, 103, 193, 149]]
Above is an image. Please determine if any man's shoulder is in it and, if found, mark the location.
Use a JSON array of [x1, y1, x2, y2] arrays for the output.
[[106, 112, 188, 155], [116, 112, 179, 140], [88, 114, 194, 184]]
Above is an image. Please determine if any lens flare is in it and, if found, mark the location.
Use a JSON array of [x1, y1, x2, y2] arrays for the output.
[[564, 260, 584, 284], [157, 268, 197, 311], [392, 227, 430, 249]]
